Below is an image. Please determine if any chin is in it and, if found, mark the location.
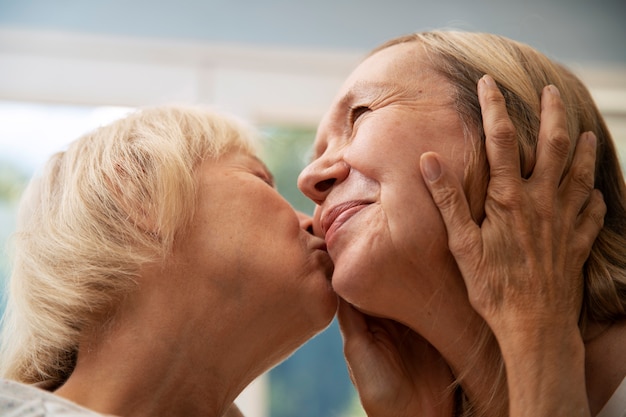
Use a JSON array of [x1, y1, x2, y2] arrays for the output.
[[316, 291, 339, 328], [276, 302, 338, 361], [309, 262, 340, 323], [330, 263, 378, 310], [306, 290, 339, 338]]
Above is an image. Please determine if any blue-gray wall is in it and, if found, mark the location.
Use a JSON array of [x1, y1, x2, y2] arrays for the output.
[[1, 0, 624, 65]]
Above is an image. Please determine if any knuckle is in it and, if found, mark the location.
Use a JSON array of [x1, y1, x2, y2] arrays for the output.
[[488, 118, 516, 141], [448, 232, 478, 258], [570, 236, 595, 263], [591, 210, 605, 229], [570, 164, 595, 193], [589, 200, 607, 229], [431, 182, 462, 210], [571, 193, 606, 256], [468, 282, 504, 317], [547, 130, 572, 159], [484, 86, 506, 106], [482, 89, 517, 141], [489, 183, 524, 211]]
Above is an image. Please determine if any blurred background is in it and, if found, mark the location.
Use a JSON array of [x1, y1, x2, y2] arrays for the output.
[[0, 1, 625, 416]]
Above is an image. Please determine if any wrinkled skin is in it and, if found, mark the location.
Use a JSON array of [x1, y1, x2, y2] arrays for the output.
[[420, 76, 604, 417], [298, 42, 604, 417]]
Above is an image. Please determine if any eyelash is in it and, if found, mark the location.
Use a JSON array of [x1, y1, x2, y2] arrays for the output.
[[349, 105, 370, 125], [256, 173, 274, 187]]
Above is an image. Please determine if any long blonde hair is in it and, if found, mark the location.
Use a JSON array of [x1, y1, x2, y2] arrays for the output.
[[0, 105, 259, 386], [372, 30, 626, 416]]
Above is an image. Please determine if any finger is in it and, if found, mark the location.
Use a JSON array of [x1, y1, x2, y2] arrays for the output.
[[573, 189, 606, 259], [420, 152, 481, 268], [337, 299, 368, 343], [335, 300, 361, 386], [531, 85, 571, 188], [559, 132, 598, 219], [478, 74, 521, 188]]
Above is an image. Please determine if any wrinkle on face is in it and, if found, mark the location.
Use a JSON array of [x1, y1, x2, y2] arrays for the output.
[[315, 71, 458, 158], [303, 43, 472, 312]]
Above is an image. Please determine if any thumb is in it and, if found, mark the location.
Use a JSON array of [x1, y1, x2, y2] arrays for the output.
[[420, 152, 481, 264], [337, 299, 368, 343]]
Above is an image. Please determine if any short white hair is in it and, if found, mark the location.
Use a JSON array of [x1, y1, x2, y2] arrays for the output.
[[1, 105, 259, 385]]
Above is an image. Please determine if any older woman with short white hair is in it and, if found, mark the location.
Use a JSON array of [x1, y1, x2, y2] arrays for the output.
[[0, 105, 338, 417]]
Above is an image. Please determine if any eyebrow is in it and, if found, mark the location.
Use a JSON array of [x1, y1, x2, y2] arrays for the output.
[[337, 80, 396, 110]]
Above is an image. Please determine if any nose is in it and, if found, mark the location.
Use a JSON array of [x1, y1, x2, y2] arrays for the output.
[[296, 211, 315, 234], [297, 158, 350, 205]]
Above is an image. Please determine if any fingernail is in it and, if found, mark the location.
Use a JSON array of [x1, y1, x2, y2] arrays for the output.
[[583, 131, 597, 147], [421, 153, 441, 182], [482, 74, 497, 88], [546, 84, 560, 97]]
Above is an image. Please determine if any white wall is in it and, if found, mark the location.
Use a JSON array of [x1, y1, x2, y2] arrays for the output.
[[1, 28, 624, 135], [3, 27, 626, 183], [0, 28, 362, 126]]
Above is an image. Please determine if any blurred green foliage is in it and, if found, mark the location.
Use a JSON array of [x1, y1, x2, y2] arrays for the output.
[[0, 160, 28, 312], [260, 126, 316, 215], [0, 160, 29, 203]]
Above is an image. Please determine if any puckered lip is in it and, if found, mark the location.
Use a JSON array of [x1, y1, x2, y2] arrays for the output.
[[320, 200, 371, 238], [311, 237, 328, 252], [308, 236, 333, 281]]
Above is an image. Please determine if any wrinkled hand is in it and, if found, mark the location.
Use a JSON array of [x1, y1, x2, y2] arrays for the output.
[[338, 300, 455, 417], [420, 75, 604, 337], [419, 75, 604, 417]]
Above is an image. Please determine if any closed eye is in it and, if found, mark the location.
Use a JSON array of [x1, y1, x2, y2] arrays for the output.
[[257, 174, 276, 188], [349, 106, 371, 126], [259, 174, 275, 188], [252, 170, 275, 188]]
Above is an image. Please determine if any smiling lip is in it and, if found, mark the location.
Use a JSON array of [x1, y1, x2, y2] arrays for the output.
[[321, 201, 370, 245]]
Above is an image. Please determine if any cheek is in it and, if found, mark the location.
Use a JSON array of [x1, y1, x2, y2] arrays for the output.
[[348, 122, 424, 167], [385, 179, 449, 261]]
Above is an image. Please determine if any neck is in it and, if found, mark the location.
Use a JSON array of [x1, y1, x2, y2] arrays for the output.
[[584, 319, 626, 415], [56, 326, 250, 417], [424, 316, 626, 417], [437, 313, 508, 417], [403, 287, 508, 417], [55, 290, 263, 417]]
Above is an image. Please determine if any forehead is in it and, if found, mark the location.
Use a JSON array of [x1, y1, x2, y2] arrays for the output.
[[340, 42, 432, 93], [198, 151, 268, 176], [226, 152, 271, 174], [313, 43, 454, 155], [326, 42, 452, 124]]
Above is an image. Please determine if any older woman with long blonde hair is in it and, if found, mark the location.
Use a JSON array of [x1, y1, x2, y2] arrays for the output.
[[299, 30, 620, 417]]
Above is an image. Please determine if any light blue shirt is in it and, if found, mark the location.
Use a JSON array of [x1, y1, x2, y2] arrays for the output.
[[0, 379, 105, 417], [598, 376, 626, 417]]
